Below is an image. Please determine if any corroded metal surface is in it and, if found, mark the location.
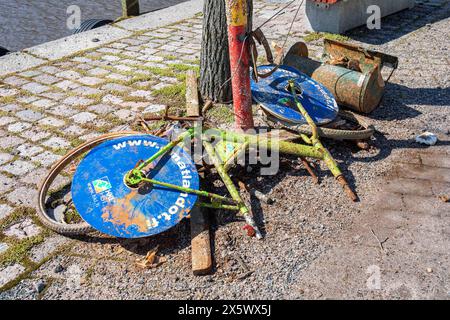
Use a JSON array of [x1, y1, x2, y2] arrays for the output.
[[283, 39, 398, 114], [225, 0, 254, 130]]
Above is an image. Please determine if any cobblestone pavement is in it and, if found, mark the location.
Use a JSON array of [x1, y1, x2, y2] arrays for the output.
[[0, 0, 449, 299]]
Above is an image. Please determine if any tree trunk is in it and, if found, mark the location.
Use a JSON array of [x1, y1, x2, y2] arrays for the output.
[[200, 0, 253, 104]]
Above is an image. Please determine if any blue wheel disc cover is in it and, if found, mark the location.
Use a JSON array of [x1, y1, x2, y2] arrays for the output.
[[71, 135, 199, 238], [251, 65, 339, 125]]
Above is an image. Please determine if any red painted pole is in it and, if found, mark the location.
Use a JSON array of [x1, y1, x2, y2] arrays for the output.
[[225, 0, 254, 131]]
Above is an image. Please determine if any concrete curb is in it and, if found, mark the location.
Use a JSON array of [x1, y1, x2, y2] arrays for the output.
[[0, 0, 204, 77], [116, 0, 204, 31], [24, 25, 133, 61]]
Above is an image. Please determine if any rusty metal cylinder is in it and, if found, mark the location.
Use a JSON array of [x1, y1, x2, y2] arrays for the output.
[[283, 54, 385, 114]]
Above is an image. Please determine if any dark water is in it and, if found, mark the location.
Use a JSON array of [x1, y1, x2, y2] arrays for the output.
[[0, 0, 187, 51]]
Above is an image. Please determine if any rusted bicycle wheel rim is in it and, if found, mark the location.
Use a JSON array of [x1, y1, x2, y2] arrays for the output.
[[37, 131, 140, 236]]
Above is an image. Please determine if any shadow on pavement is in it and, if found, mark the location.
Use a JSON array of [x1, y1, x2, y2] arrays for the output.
[[346, 1, 450, 45], [368, 84, 449, 122]]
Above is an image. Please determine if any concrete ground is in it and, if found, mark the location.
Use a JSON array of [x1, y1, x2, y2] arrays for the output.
[[0, 0, 449, 299]]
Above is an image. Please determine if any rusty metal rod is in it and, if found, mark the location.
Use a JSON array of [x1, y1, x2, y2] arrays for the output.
[[336, 175, 358, 202], [137, 115, 152, 133], [300, 157, 319, 184], [201, 100, 214, 116]]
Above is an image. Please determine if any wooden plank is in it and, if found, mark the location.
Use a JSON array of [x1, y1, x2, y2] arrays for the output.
[[185, 70, 200, 117], [190, 207, 212, 275]]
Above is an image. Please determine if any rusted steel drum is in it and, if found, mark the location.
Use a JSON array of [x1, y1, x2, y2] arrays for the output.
[[283, 54, 384, 114], [283, 40, 398, 114]]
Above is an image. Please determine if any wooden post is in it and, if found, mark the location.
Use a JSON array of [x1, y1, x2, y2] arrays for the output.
[[190, 207, 212, 275], [121, 0, 140, 17], [185, 70, 200, 117]]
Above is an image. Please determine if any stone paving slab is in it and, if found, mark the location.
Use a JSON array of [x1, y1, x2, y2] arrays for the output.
[[0, 53, 46, 77], [0, 264, 25, 288]]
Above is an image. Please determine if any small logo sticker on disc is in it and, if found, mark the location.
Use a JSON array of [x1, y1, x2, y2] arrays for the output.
[[92, 177, 112, 194]]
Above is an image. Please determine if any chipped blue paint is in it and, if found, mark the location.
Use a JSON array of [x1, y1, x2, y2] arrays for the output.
[[251, 65, 339, 125], [71, 135, 199, 238]]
